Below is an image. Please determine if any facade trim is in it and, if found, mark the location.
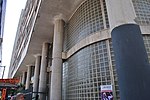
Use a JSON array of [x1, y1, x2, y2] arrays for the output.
[[62, 29, 111, 59], [62, 25, 150, 60]]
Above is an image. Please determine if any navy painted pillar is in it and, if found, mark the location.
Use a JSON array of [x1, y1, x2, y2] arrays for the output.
[[111, 24, 150, 100]]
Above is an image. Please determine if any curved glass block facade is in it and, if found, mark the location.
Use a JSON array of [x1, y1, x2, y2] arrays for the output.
[[132, 0, 150, 25], [62, 0, 150, 100], [64, 0, 109, 51], [63, 0, 115, 99], [109, 40, 120, 99], [63, 41, 112, 100]]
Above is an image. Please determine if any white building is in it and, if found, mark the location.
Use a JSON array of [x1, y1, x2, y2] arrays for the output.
[[8, 0, 150, 99]]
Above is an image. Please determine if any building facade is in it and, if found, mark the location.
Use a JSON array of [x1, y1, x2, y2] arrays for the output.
[[0, 0, 6, 64], [8, 0, 150, 100]]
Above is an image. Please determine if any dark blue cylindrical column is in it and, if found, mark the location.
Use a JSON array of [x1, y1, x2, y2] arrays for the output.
[[111, 24, 150, 100]]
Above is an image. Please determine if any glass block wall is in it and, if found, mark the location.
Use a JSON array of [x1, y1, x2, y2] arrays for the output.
[[132, 0, 150, 25], [109, 40, 120, 100], [64, 0, 109, 51], [63, 0, 115, 99], [63, 41, 112, 100], [62, 0, 150, 100]]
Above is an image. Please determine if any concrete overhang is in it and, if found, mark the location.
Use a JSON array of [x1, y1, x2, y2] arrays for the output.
[[15, 0, 84, 76]]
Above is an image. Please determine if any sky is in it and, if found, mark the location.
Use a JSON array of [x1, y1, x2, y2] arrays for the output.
[[1, 0, 27, 78]]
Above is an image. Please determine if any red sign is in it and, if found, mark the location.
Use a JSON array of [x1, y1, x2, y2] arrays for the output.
[[0, 79, 20, 84], [1, 88, 7, 100]]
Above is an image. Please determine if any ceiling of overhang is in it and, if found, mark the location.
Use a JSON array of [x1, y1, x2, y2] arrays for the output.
[[28, 0, 84, 55], [15, 0, 84, 76]]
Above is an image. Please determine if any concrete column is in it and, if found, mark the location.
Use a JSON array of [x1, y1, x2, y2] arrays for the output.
[[21, 72, 26, 85], [19, 76, 22, 83], [25, 66, 32, 90], [50, 19, 64, 100], [33, 54, 41, 98], [111, 24, 150, 100], [39, 42, 49, 100], [105, 0, 136, 30], [47, 72, 51, 100], [48, 44, 53, 100]]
